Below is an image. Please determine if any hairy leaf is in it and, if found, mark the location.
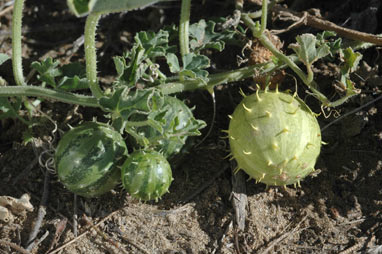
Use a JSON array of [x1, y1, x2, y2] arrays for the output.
[[31, 59, 88, 91], [128, 96, 206, 157], [189, 19, 236, 52], [115, 30, 174, 86], [289, 33, 330, 66], [166, 53, 181, 73], [339, 47, 362, 97], [31, 58, 61, 88], [179, 53, 210, 83]]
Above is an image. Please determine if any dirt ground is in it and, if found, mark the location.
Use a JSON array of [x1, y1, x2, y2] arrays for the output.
[[1, 0, 382, 253]]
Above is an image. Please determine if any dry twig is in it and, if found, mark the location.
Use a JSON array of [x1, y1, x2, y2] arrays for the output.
[[33, 231, 49, 250], [0, 240, 30, 254], [0, 4, 13, 17], [339, 240, 365, 254], [47, 210, 118, 254], [231, 169, 247, 231], [25, 171, 50, 251], [110, 226, 151, 254], [17, 186, 72, 228], [45, 218, 68, 253], [73, 194, 78, 237], [272, 5, 382, 45], [82, 214, 129, 254], [259, 214, 308, 254]]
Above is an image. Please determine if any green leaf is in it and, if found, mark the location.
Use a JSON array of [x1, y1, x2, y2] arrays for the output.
[[100, 88, 167, 144], [189, 19, 236, 52], [113, 56, 126, 78], [67, 0, 168, 17], [57, 62, 89, 91], [126, 95, 206, 156], [179, 53, 210, 83], [166, 53, 180, 73], [0, 53, 10, 66], [22, 129, 34, 145], [340, 47, 362, 75], [0, 97, 22, 120], [116, 30, 173, 86], [135, 30, 170, 58], [31, 59, 88, 91], [31, 58, 61, 88], [99, 88, 165, 120], [339, 47, 362, 95], [289, 33, 330, 66], [316, 31, 342, 55], [316, 31, 337, 41]]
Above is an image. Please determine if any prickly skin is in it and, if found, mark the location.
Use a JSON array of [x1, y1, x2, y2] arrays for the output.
[[121, 150, 173, 201], [228, 90, 321, 186]]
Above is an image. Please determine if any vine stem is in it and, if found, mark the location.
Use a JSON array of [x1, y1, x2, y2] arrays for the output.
[[158, 61, 280, 94], [241, 0, 331, 106], [0, 61, 279, 105], [84, 12, 104, 99], [179, 0, 191, 56], [259, 0, 268, 34], [12, 0, 26, 86], [0, 86, 99, 107]]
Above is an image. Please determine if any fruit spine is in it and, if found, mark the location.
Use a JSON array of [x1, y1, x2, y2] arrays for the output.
[[227, 89, 321, 187]]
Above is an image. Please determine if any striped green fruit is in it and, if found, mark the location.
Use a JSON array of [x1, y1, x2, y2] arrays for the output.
[[121, 150, 173, 201], [228, 89, 321, 187], [55, 122, 128, 198]]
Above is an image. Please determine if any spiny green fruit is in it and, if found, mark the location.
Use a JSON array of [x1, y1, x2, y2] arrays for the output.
[[55, 122, 128, 198], [121, 150, 173, 201], [228, 89, 321, 187]]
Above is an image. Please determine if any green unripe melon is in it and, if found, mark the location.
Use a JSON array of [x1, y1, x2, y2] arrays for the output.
[[121, 150, 173, 201], [228, 90, 321, 186], [55, 122, 128, 198]]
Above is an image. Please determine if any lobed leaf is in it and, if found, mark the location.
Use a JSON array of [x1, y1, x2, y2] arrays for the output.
[[115, 30, 174, 86], [31, 58, 89, 91], [189, 19, 237, 52], [289, 33, 330, 66], [179, 53, 210, 84], [31, 58, 61, 88]]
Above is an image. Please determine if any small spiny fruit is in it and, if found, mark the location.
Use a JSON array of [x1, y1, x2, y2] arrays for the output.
[[228, 89, 321, 187], [55, 122, 128, 198], [121, 150, 173, 201]]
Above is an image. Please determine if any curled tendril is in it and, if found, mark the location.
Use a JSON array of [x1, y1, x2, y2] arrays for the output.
[[38, 149, 56, 174], [320, 105, 341, 119], [38, 119, 58, 175]]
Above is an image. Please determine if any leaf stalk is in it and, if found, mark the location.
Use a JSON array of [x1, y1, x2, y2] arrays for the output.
[[179, 0, 191, 56], [11, 0, 26, 86], [84, 12, 104, 99]]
